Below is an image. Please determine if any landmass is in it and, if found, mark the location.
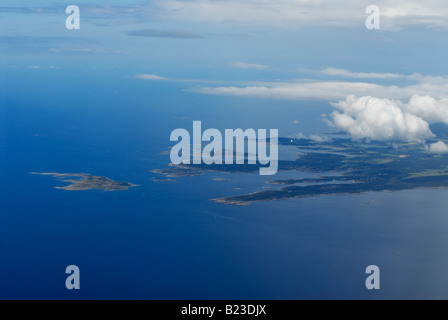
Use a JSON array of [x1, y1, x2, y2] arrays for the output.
[[153, 124, 448, 205], [31, 172, 138, 191]]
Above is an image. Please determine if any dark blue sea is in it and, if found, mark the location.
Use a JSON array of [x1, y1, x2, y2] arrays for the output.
[[1, 69, 448, 299]]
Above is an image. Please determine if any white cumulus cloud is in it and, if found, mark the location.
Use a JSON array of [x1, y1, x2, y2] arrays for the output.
[[402, 95, 448, 124], [331, 96, 434, 141], [310, 134, 331, 142], [426, 141, 448, 153]]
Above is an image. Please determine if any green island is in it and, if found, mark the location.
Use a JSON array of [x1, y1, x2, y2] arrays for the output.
[[153, 124, 448, 206], [31, 172, 138, 191]]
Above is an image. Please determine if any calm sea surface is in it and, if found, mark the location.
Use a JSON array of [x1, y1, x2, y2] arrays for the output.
[[1, 72, 447, 299]]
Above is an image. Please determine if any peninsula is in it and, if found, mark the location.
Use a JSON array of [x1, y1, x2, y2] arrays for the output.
[[153, 124, 448, 205]]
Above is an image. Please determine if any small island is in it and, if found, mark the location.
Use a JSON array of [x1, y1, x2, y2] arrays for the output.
[[31, 172, 138, 191]]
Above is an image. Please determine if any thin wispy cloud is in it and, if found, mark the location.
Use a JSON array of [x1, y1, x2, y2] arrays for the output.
[[321, 68, 401, 79], [229, 61, 269, 70], [0, 35, 121, 56], [0, 6, 65, 14], [126, 29, 203, 39], [192, 74, 448, 101], [27, 65, 60, 69], [0, 4, 149, 18], [133, 74, 168, 81], [132, 73, 335, 87], [131, 74, 226, 84], [132, 69, 448, 102]]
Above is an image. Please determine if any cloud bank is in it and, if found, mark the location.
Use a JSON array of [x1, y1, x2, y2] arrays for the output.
[[5, 1, 448, 30], [154, 0, 448, 30]]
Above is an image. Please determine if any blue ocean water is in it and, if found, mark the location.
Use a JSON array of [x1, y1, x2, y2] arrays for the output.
[[1, 70, 448, 300]]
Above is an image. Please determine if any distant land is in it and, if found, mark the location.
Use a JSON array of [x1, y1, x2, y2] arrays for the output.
[[31, 172, 138, 191], [153, 124, 448, 205]]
